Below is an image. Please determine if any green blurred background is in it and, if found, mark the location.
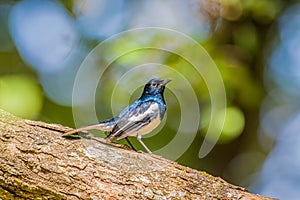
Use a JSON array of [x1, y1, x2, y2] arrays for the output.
[[1, 0, 300, 198]]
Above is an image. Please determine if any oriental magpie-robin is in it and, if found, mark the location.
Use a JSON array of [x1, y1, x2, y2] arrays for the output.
[[63, 78, 171, 153]]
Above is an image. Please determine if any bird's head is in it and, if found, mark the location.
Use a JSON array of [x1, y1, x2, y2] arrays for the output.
[[141, 78, 172, 97]]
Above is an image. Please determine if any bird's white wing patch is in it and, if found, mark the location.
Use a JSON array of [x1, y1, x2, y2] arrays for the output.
[[116, 115, 161, 140], [109, 101, 161, 140], [129, 103, 159, 122]]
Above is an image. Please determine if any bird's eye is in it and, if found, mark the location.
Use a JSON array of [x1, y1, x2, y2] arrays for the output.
[[151, 83, 157, 87]]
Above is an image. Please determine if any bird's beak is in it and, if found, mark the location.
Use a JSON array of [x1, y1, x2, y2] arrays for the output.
[[161, 79, 172, 86]]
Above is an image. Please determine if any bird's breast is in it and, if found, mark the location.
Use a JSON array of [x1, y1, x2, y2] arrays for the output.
[[137, 115, 161, 136], [127, 102, 162, 136]]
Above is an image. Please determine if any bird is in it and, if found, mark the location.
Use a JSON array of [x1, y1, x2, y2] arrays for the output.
[[63, 78, 172, 153]]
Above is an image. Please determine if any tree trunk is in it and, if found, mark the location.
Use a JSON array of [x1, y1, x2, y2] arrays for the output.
[[0, 109, 272, 200]]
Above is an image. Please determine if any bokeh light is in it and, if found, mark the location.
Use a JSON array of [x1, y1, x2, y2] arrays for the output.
[[258, 3, 300, 199], [73, 0, 128, 39], [128, 0, 210, 39], [201, 106, 245, 143], [259, 112, 300, 200], [9, 0, 80, 73], [0, 75, 43, 119]]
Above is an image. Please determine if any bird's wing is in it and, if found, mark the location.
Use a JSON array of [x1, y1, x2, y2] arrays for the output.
[[107, 100, 160, 140]]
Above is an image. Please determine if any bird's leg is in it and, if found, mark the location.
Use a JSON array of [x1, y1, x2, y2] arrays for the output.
[[136, 133, 152, 154], [125, 138, 137, 151]]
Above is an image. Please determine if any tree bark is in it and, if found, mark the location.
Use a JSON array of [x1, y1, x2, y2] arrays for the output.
[[0, 109, 272, 200]]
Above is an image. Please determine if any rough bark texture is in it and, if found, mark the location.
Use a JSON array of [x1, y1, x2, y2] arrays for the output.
[[0, 109, 273, 200]]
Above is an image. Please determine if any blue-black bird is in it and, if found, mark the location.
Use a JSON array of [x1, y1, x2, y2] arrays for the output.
[[63, 78, 171, 153]]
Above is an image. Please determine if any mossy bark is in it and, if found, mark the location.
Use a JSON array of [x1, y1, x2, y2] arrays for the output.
[[0, 109, 273, 199]]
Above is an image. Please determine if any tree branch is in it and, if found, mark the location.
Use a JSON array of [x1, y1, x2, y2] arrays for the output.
[[0, 109, 273, 199]]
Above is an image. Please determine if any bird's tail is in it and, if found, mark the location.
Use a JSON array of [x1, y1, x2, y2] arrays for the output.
[[62, 118, 117, 137]]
